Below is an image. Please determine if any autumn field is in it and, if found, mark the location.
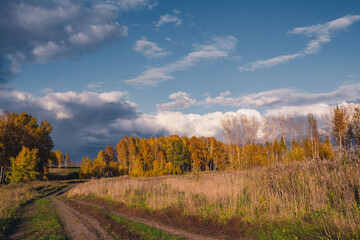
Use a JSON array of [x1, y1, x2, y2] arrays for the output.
[[68, 158, 360, 239]]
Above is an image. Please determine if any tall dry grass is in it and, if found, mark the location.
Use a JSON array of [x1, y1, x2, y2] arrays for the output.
[[68, 159, 360, 239]]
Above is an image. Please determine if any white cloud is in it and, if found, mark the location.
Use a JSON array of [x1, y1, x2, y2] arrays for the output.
[[112, 109, 262, 140], [125, 35, 237, 86], [156, 91, 196, 111], [239, 15, 360, 71], [113, 0, 158, 11], [0, 87, 133, 119], [238, 53, 301, 71], [86, 81, 104, 89], [199, 82, 360, 108], [154, 14, 183, 28], [265, 103, 332, 118], [43, 91, 133, 119], [133, 37, 170, 58]]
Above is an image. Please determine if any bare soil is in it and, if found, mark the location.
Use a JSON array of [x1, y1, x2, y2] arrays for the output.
[[51, 197, 114, 240]]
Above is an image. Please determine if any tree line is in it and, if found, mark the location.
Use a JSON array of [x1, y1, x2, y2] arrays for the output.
[[79, 105, 360, 179]]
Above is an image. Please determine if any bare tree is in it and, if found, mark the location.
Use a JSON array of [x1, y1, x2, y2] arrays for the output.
[[248, 116, 260, 145]]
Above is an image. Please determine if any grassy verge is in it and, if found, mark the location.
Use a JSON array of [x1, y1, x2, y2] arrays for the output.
[[0, 181, 69, 239], [63, 198, 184, 240], [68, 159, 360, 239], [11, 198, 69, 240], [47, 168, 80, 180]]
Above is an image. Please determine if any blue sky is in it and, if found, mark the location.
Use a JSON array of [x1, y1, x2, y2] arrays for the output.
[[1, 0, 360, 161]]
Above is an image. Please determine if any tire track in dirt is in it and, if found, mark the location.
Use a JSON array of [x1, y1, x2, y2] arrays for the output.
[[66, 198, 220, 240], [51, 197, 114, 240]]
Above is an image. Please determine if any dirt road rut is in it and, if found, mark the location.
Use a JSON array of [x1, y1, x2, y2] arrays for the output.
[[51, 197, 114, 240]]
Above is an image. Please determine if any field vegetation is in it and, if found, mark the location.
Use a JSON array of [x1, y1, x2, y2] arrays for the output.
[[0, 181, 69, 239], [12, 197, 68, 240], [68, 158, 360, 239]]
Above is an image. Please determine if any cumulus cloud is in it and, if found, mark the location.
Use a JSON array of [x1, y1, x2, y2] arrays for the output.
[[156, 91, 196, 111], [199, 82, 360, 108], [111, 109, 262, 141], [0, 0, 156, 81], [133, 37, 170, 58], [239, 15, 360, 71], [154, 14, 183, 28], [125, 35, 237, 86]]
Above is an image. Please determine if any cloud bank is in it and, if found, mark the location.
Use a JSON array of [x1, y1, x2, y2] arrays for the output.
[[199, 82, 360, 108], [239, 15, 360, 71], [2, 84, 359, 161]]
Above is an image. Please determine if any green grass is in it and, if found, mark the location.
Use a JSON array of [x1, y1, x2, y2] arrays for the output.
[[109, 212, 184, 240], [15, 198, 68, 240], [0, 181, 70, 239], [49, 168, 80, 175]]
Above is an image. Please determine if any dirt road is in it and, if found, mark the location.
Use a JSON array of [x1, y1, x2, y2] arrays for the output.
[[8, 183, 221, 240], [68, 198, 219, 240], [51, 197, 114, 240]]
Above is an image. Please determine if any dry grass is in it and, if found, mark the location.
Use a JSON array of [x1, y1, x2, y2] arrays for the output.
[[68, 159, 360, 239]]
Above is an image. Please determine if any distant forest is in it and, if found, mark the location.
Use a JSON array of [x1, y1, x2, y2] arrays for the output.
[[79, 105, 360, 178]]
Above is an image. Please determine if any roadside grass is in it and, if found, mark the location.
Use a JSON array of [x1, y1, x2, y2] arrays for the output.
[[48, 168, 80, 180], [63, 198, 185, 240], [12, 198, 69, 240], [68, 158, 360, 239], [0, 181, 69, 239]]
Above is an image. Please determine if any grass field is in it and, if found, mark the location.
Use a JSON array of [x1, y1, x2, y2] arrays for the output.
[[0, 181, 69, 239], [68, 158, 360, 239], [47, 168, 80, 180]]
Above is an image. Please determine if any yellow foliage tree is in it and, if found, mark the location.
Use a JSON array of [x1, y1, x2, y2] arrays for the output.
[[7, 147, 39, 183], [79, 157, 93, 179], [93, 151, 107, 178]]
